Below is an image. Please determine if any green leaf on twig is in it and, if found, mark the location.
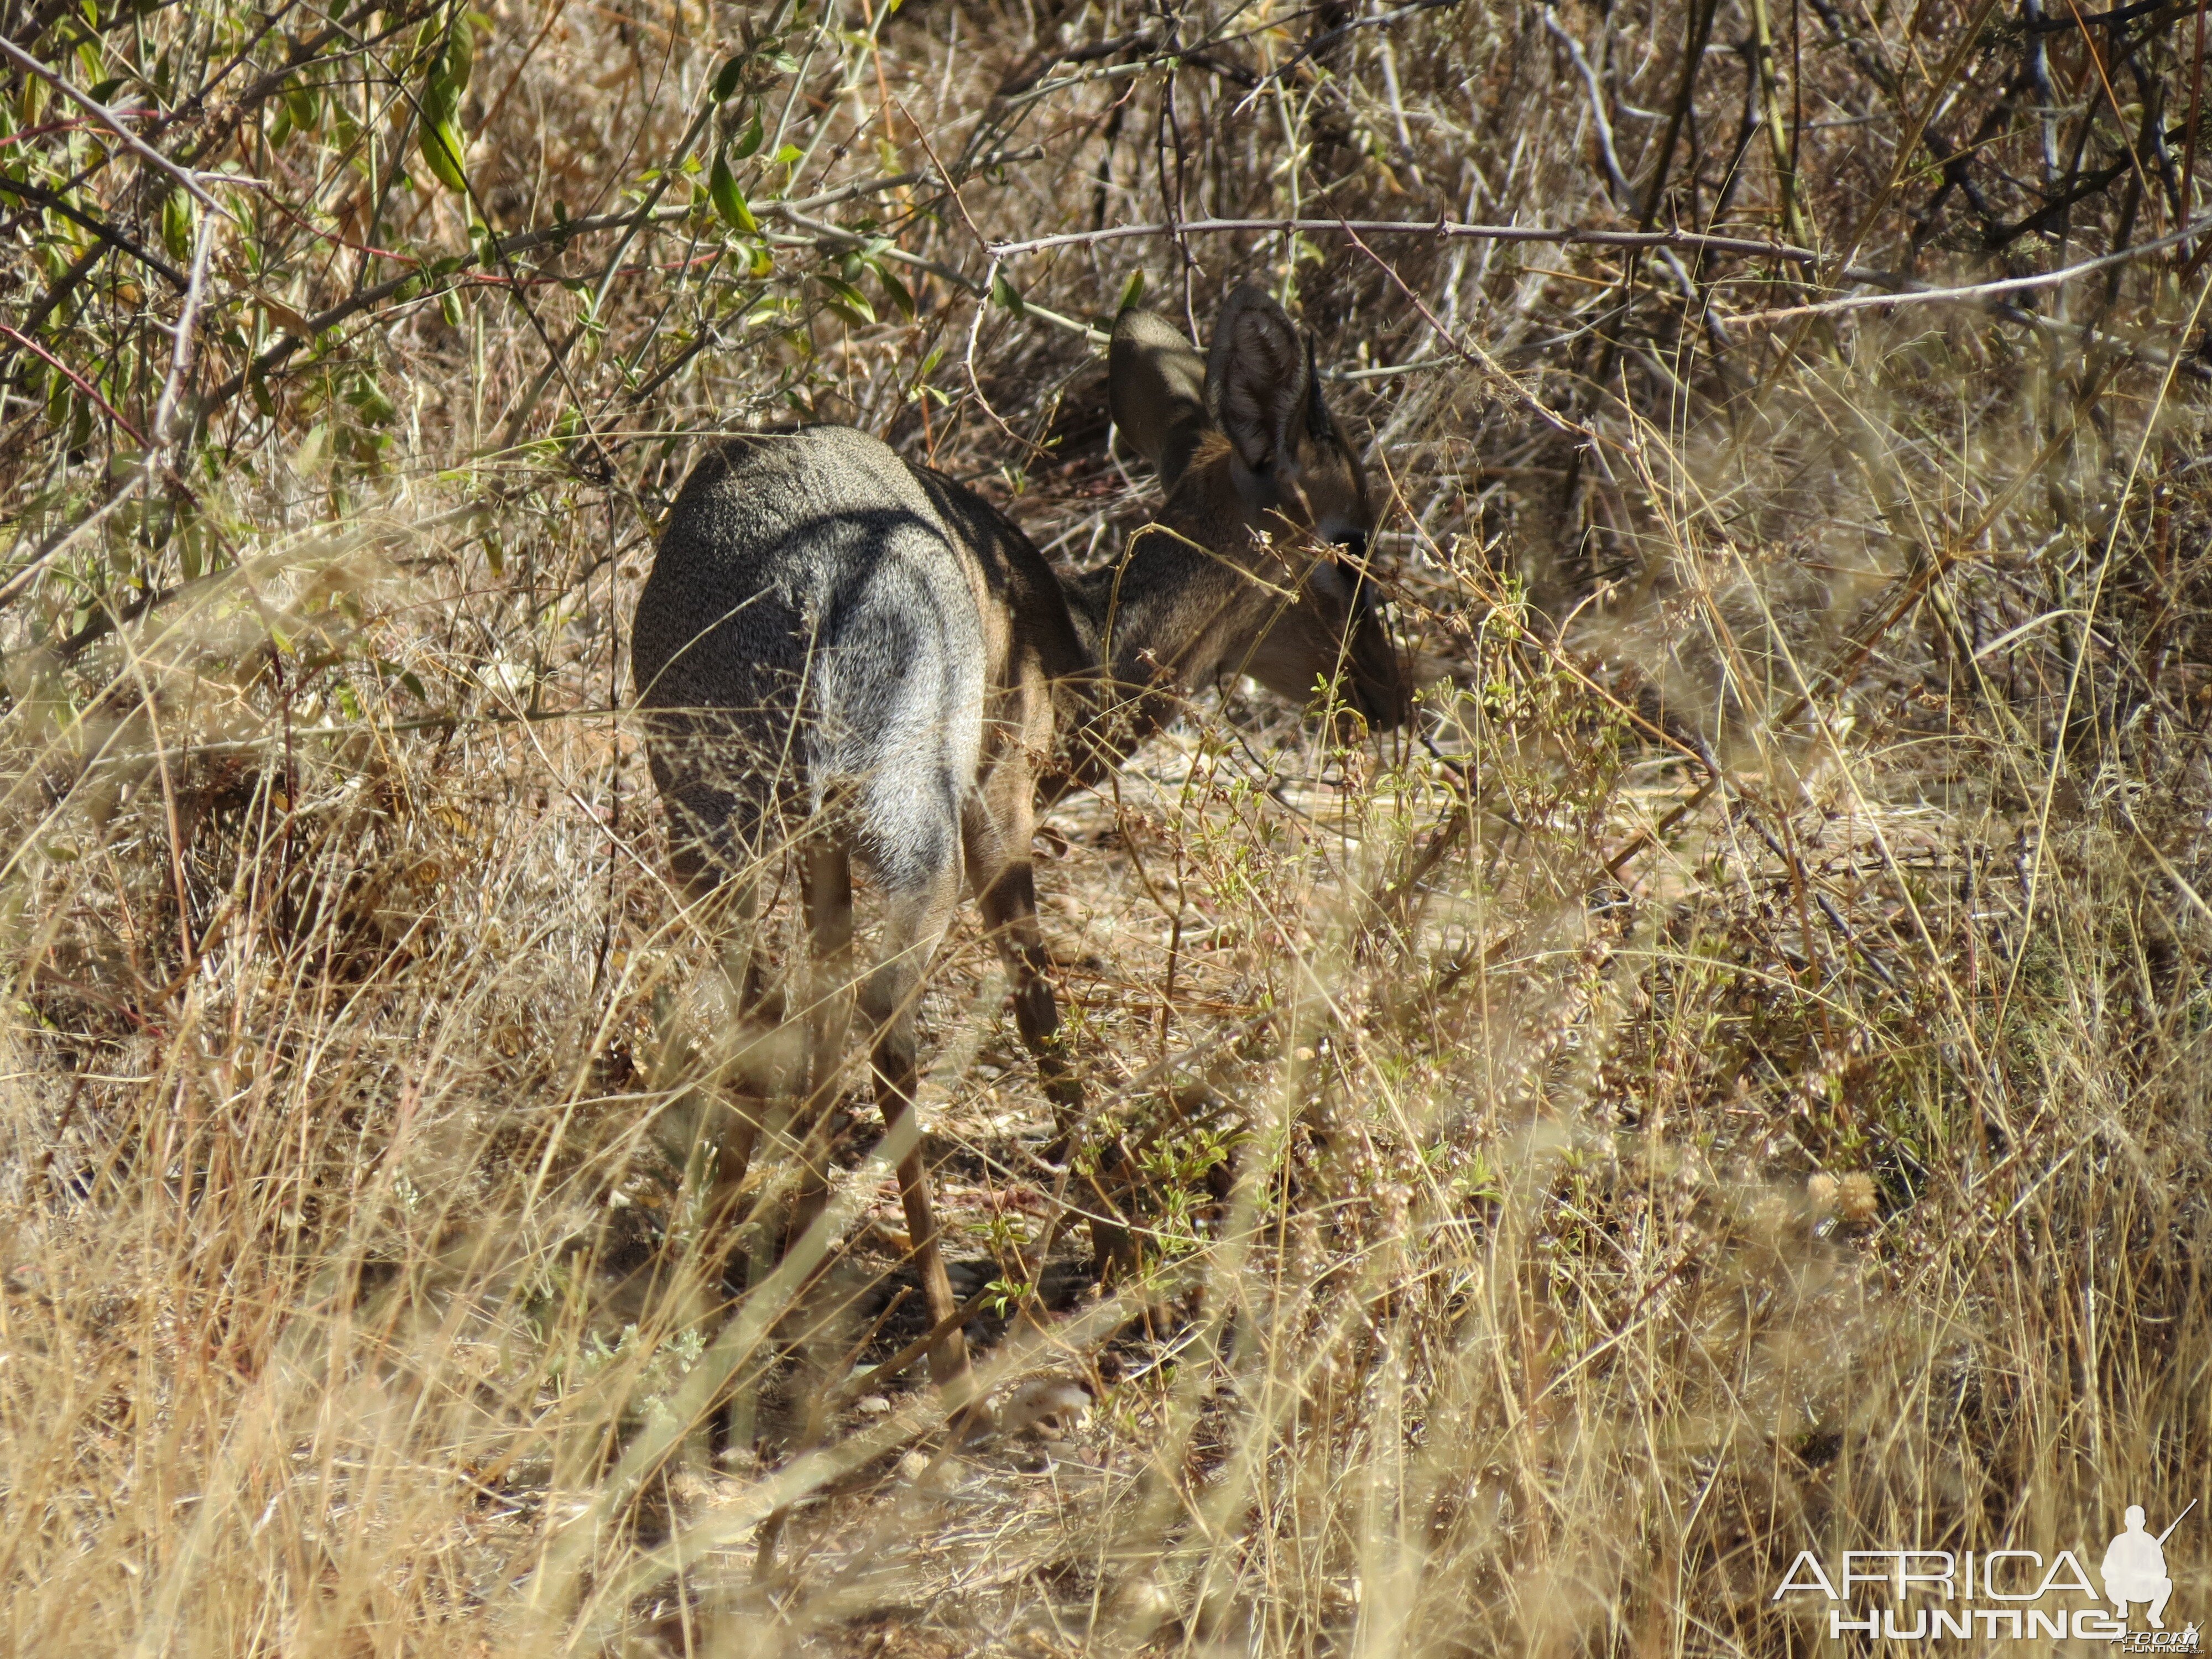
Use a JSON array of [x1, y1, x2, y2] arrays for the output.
[[731, 107, 764, 160], [709, 152, 757, 232], [160, 191, 195, 265], [416, 15, 477, 194], [875, 265, 916, 320], [816, 274, 876, 327]]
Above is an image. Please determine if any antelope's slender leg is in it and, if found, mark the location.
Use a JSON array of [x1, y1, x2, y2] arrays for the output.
[[975, 860, 1082, 1126], [860, 872, 969, 1392], [660, 800, 780, 1270], [965, 776, 1136, 1283], [695, 873, 777, 1224], [787, 837, 855, 1258], [657, 786, 787, 1465]]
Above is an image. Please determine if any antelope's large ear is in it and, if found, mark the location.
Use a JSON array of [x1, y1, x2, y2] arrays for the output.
[[1110, 308, 1212, 493], [1305, 337, 1340, 441], [1206, 285, 1308, 477]]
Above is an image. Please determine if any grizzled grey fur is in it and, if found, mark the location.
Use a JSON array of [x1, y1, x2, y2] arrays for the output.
[[632, 424, 1087, 896]]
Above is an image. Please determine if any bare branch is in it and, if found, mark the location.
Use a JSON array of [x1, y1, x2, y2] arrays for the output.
[[1723, 208, 2212, 322], [0, 35, 225, 211]]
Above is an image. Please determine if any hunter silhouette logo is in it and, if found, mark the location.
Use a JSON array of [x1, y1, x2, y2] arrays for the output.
[[1773, 1500, 2198, 1645], [2104, 1505, 2184, 1628], [2104, 1503, 2197, 1652]]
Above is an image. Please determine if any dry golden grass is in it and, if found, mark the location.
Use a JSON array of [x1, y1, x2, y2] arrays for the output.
[[4, 0, 2211, 1651]]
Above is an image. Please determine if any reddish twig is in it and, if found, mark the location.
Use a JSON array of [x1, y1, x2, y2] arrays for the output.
[[0, 323, 149, 446]]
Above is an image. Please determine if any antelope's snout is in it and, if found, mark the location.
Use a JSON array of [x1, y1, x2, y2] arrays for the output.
[[1309, 551, 1412, 732]]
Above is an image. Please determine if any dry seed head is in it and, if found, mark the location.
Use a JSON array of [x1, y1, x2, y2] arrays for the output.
[[1837, 1172, 1880, 1224]]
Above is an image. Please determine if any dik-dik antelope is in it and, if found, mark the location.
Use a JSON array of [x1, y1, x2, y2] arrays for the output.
[[630, 285, 1408, 1394]]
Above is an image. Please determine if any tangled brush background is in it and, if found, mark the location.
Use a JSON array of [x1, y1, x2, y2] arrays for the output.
[[1, 0, 2209, 1649]]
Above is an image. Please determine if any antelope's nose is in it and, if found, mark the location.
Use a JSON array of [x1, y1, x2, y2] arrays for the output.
[[1350, 662, 1410, 730]]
